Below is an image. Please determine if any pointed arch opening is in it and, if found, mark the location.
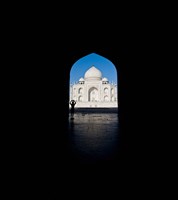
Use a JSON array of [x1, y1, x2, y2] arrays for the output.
[[69, 53, 118, 109], [88, 87, 98, 102]]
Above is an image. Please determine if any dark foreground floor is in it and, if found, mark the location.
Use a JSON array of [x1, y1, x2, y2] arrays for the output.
[[22, 107, 161, 199], [66, 108, 121, 165], [24, 108, 132, 198], [45, 108, 133, 198]]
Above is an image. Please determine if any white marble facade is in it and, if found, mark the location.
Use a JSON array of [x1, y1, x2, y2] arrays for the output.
[[70, 66, 118, 108]]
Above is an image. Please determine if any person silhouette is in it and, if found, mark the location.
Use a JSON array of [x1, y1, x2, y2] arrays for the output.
[[69, 100, 76, 119]]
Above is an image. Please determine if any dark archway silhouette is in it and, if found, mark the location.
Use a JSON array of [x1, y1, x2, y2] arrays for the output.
[[24, 42, 139, 200]]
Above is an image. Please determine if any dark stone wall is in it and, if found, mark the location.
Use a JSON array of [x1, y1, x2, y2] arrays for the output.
[[10, 7, 169, 198]]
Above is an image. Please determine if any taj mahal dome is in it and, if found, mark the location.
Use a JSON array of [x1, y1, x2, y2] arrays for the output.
[[70, 66, 118, 108]]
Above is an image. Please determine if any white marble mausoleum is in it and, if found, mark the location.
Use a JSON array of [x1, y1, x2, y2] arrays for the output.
[[70, 66, 118, 108]]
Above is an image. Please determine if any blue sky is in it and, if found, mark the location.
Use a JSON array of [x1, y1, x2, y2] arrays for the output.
[[70, 53, 118, 84]]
